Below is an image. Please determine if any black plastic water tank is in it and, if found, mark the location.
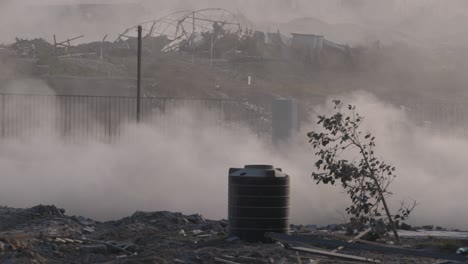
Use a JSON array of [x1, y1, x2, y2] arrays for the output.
[[228, 165, 290, 242]]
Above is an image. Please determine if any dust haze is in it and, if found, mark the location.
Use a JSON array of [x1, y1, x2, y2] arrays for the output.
[[2, 0, 468, 46], [0, 0, 468, 229], [0, 85, 466, 229]]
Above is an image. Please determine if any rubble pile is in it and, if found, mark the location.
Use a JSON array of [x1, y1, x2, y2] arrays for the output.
[[1, 205, 468, 263], [0, 205, 292, 264], [11, 38, 55, 60]]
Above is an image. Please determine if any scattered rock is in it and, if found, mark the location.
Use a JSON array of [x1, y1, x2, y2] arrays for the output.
[[400, 222, 412, 230], [225, 236, 240, 242], [422, 225, 434, 231]]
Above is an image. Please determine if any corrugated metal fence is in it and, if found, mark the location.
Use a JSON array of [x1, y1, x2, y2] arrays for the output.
[[0, 94, 271, 142]]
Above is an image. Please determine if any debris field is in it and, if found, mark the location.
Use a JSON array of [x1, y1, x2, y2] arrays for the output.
[[1, 205, 467, 264]]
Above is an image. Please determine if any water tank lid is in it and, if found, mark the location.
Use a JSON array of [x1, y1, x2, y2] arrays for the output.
[[229, 165, 288, 178], [245, 165, 274, 169]]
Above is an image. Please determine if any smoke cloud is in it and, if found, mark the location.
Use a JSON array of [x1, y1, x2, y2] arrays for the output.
[[0, 89, 344, 224], [0, 83, 466, 229], [309, 92, 468, 229]]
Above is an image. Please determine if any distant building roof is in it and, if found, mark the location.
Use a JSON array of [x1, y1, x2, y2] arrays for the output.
[[291, 33, 324, 38]]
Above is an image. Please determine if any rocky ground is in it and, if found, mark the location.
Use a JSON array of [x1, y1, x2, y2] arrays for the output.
[[0, 205, 295, 264], [1, 205, 468, 264]]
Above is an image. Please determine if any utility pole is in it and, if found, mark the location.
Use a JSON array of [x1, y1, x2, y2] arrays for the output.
[[53, 35, 57, 55], [210, 32, 214, 67], [137, 25, 142, 123]]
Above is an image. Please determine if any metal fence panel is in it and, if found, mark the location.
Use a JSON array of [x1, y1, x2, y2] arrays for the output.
[[0, 94, 270, 142]]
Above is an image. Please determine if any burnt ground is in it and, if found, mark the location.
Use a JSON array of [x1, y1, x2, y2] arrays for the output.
[[0, 205, 465, 264]]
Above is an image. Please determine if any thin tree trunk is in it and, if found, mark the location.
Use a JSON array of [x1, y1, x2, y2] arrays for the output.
[[355, 140, 400, 242], [377, 185, 400, 242]]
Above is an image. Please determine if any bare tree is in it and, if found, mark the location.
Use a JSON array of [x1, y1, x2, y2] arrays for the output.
[[308, 100, 416, 242]]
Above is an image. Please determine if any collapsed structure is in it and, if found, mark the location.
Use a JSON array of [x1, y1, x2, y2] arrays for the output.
[[112, 8, 355, 68], [2, 7, 358, 76], [115, 8, 242, 54]]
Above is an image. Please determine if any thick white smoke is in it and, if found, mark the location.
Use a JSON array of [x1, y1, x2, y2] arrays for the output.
[[0, 93, 343, 224], [0, 85, 466, 229], [311, 92, 468, 229]]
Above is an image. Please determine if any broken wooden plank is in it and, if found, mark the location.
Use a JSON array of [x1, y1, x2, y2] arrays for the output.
[[267, 233, 468, 261], [84, 239, 134, 255], [291, 246, 380, 263], [332, 228, 372, 253], [351, 228, 373, 242], [55, 35, 84, 46], [237, 256, 257, 261]]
